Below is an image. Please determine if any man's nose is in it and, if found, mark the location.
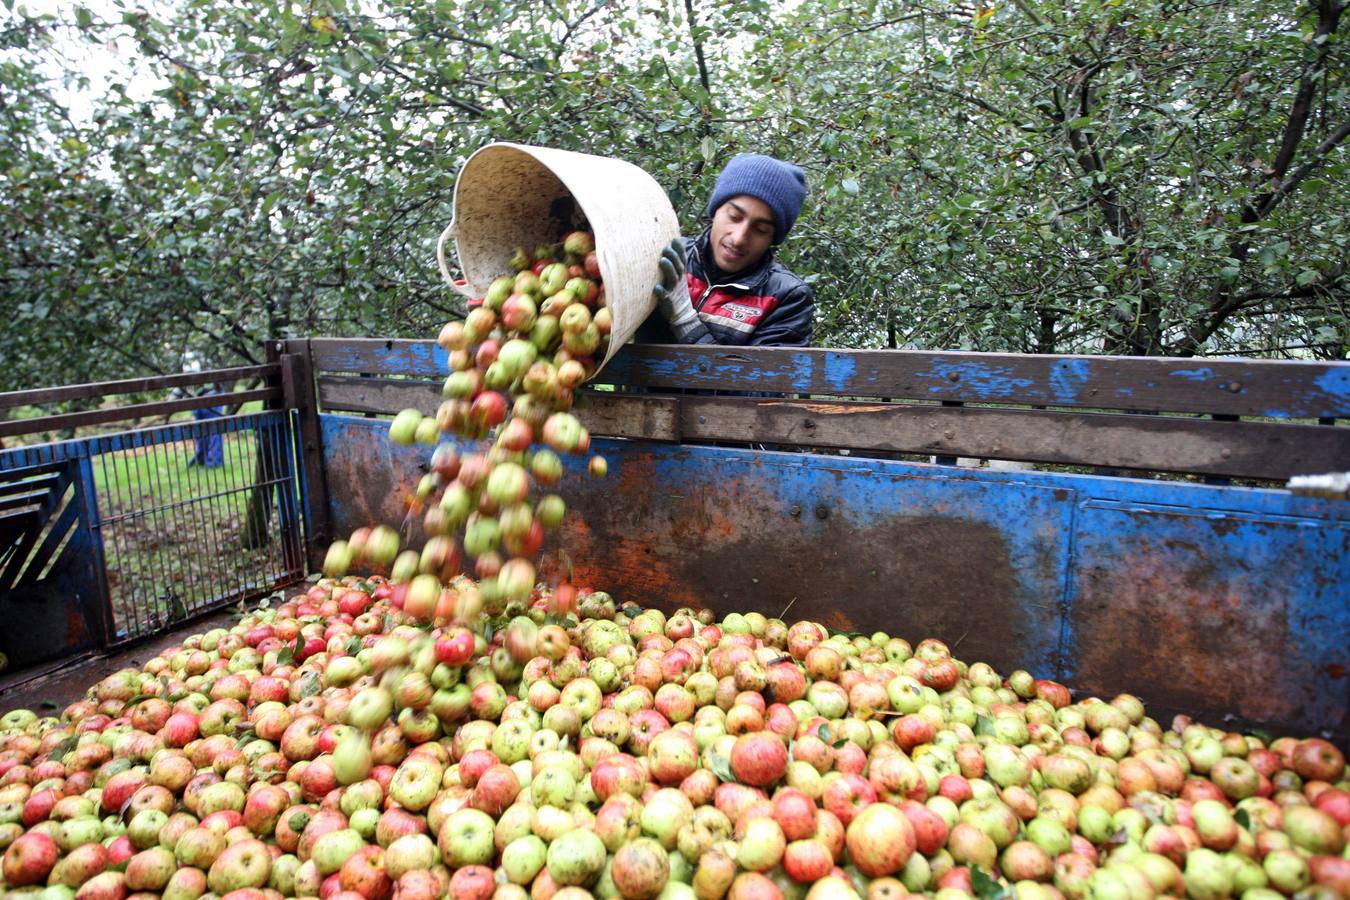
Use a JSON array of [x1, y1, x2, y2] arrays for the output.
[[728, 222, 749, 246]]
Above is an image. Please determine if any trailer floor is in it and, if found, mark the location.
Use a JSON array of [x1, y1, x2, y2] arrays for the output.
[[0, 609, 241, 717]]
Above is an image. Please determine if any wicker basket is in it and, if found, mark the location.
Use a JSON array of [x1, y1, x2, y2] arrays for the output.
[[437, 142, 680, 370]]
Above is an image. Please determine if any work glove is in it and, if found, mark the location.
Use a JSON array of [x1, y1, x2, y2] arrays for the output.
[[652, 237, 709, 343]]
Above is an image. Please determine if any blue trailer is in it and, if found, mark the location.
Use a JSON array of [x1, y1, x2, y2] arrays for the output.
[[2, 340, 1347, 743]]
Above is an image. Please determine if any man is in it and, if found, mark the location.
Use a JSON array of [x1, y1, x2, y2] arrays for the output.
[[644, 153, 813, 347]]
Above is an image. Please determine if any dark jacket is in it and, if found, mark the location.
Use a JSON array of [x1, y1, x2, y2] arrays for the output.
[[636, 229, 814, 347]]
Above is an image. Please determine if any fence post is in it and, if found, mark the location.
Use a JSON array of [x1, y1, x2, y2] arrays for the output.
[[258, 342, 304, 578], [242, 344, 281, 552], [282, 340, 332, 575]]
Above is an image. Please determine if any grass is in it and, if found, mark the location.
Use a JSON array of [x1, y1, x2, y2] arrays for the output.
[[88, 430, 300, 639]]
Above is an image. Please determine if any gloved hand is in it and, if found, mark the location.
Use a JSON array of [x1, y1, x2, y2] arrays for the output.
[[652, 237, 708, 343]]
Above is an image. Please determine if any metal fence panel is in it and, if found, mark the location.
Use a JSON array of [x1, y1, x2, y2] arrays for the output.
[[0, 410, 306, 660]]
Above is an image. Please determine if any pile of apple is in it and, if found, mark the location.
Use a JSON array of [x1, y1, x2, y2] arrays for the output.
[[1, 584, 1347, 900]]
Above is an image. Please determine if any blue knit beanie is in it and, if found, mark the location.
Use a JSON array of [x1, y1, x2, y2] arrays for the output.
[[706, 154, 807, 245]]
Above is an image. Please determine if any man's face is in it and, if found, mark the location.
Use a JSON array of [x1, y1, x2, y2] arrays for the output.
[[709, 195, 776, 275]]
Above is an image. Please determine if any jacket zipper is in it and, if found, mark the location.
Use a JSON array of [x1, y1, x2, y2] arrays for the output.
[[689, 239, 754, 313]]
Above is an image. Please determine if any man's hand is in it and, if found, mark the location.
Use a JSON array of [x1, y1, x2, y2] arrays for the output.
[[652, 237, 709, 343], [653, 237, 687, 302]]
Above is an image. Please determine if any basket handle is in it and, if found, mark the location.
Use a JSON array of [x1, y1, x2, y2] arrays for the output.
[[437, 219, 477, 299]]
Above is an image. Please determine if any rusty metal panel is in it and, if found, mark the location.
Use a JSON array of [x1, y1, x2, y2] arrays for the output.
[[1065, 498, 1350, 740], [320, 412, 1348, 740], [321, 417, 432, 541], [320, 415, 1072, 676], [551, 442, 1075, 678]]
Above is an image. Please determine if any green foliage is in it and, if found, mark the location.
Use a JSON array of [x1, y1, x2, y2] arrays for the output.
[[1, 0, 1346, 392]]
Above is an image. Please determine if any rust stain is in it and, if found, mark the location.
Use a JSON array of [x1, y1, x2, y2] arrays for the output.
[[67, 603, 87, 645], [1070, 534, 1297, 727], [822, 609, 856, 632], [555, 451, 1039, 670]]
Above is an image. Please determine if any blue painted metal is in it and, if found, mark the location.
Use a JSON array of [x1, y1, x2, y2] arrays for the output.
[[318, 412, 1349, 739], [0, 455, 104, 667], [0, 464, 72, 589]]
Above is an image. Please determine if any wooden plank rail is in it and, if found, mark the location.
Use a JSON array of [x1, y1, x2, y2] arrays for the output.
[[307, 338, 1350, 419], [1, 363, 282, 441], [0, 364, 279, 411], [0, 389, 280, 441], [674, 397, 1346, 482], [312, 374, 1348, 481]]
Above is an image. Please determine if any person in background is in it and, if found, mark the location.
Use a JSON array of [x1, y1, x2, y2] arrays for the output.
[[644, 153, 813, 347], [170, 350, 225, 468]]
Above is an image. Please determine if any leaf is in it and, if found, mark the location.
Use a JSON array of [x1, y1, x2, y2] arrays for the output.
[[709, 753, 736, 784], [345, 636, 364, 655], [656, 120, 678, 133], [974, 714, 996, 736], [817, 724, 831, 743], [49, 735, 78, 763], [298, 674, 323, 698], [277, 635, 302, 667], [842, 178, 860, 195], [1105, 827, 1131, 849], [1235, 808, 1251, 831], [971, 866, 1009, 899], [699, 135, 715, 161]]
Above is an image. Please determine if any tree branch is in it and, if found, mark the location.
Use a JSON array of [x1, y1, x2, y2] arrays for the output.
[[1246, 0, 1344, 223], [682, 0, 715, 176], [1181, 0, 1349, 356], [1258, 118, 1350, 218]]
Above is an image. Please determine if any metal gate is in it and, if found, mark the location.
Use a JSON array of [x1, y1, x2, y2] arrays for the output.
[[0, 360, 308, 669]]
